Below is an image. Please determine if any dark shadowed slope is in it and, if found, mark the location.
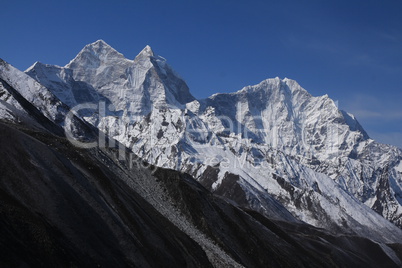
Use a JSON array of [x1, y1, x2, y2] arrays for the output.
[[0, 121, 213, 267], [0, 120, 401, 267]]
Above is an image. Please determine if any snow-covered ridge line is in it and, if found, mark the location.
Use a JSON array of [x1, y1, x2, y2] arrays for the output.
[[11, 40, 402, 242]]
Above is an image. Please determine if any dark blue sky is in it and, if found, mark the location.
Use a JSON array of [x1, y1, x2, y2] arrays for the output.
[[2, 0, 402, 147]]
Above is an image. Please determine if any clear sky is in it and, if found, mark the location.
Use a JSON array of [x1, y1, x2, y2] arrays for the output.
[[2, 0, 402, 147]]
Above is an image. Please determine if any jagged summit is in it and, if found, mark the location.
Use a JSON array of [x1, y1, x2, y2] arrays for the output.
[[136, 45, 155, 58], [79, 39, 118, 55], [63, 40, 133, 91], [25, 61, 66, 74], [46, 41, 195, 114], [83, 39, 110, 49], [25, 61, 41, 73], [92, 39, 108, 46], [25, 61, 73, 85], [221, 77, 311, 102], [65, 40, 131, 70], [67, 41, 155, 68]]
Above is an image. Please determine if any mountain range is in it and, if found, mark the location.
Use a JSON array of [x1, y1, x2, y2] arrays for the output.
[[1, 40, 402, 267]]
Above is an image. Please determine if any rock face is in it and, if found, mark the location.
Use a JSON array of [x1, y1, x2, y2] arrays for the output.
[[1, 40, 402, 266]]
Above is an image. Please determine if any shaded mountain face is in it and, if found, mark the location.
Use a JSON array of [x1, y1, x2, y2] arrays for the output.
[[0, 120, 401, 267], [0, 122, 213, 267], [1, 40, 402, 266]]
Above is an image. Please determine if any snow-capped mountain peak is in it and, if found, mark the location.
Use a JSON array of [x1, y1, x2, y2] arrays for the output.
[[25, 61, 100, 109], [25, 61, 42, 72], [66, 39, 129, 69], [64, 40, 133, 95], [136, 45, 155, 58], [26, 61, 73, 83], [30, 41, 194, 116]]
